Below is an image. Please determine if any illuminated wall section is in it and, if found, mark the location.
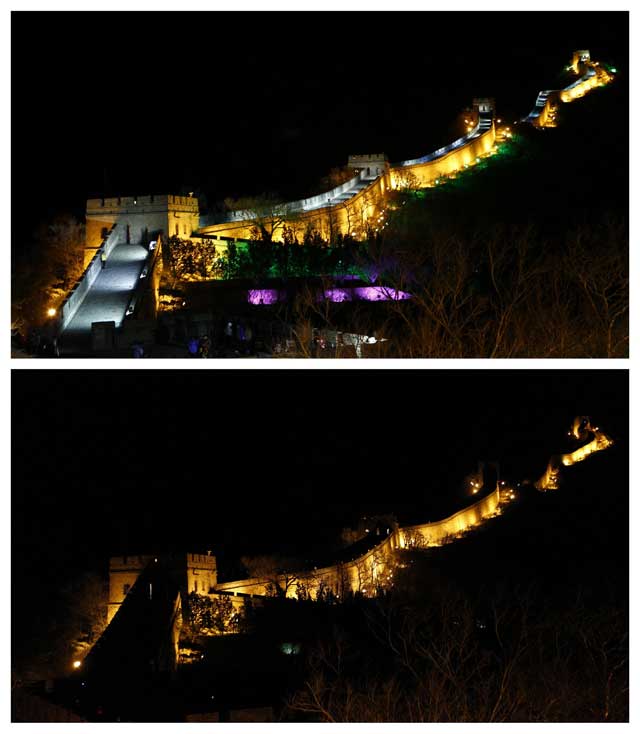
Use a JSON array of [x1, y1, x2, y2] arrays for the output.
[[536, 419, 614, 491], [107, 552, 218, 624], [526, 52, 614, 128], [185, 553, 218, 595], [107, 555, 155, 624], [213, 486, 500, 601], [571, 50, 591, 73], [559, 66, 610, 103], [388, 126, 496, 189], [560, 430, 614, 466], [85, 195, 200, 265], [197, 174, 389, 243], [535, 456, 562, 491], [398, 485, 501, 548], [196, 102, 493, 243]]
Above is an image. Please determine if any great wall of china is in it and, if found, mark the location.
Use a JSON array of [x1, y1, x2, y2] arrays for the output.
[[102, 415, 614, 634], [195, 50, 613, 244], [55, 50, 614, 338]]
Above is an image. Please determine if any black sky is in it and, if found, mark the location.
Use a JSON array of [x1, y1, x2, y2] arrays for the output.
[[11, 10, 628, 236]]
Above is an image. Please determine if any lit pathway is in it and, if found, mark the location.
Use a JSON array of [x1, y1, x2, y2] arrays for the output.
[[60, 243, 148, 353]]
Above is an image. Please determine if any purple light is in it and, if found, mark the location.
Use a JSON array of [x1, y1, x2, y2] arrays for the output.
[[322, 287, 412, 302], [248, 286, 412, 305], [247, 289, 282, 305]]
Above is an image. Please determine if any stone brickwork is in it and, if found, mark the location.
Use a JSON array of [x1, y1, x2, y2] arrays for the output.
[[86, 194, 199, 257]]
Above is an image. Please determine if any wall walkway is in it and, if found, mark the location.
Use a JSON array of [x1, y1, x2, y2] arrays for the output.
[[196, 99, 496, 243], [59, 243, 150, 353], [213, 485, 502, 602], [524, 55, 613, 128], [199, 51, 613, 244]]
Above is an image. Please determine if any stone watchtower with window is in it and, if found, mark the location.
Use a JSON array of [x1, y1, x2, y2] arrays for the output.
[[347, 153, 389, 180], [84, 194, 200, 267], [571, 49, 591, 73], [107, 551, 217, 624]]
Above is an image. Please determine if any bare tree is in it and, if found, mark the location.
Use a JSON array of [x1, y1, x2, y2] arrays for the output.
[[223, 193, 294, 243], [240, 554, 302, 598], [284, 588, 628, 722]]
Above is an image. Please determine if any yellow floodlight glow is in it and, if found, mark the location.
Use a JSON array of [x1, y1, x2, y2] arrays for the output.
[[73, 660, 82, 669], [47, 308, 57, 317]]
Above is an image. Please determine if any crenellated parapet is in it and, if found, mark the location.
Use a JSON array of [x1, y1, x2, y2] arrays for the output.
[[86, 194, 200, 257], [107, 551, 217, 624]]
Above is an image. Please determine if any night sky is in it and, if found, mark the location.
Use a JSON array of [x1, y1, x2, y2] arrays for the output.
[[11, 10, 628, 240], [12, 369, 628, 575]]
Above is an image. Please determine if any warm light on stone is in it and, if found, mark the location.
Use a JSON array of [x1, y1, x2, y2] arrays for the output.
[[536, 417, 613, 490]]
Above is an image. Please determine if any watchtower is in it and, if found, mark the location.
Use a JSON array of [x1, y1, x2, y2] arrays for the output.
[[107, 551, 217, 624], [571, 49, 590, 73], [472, 98, 495, 114], [85, 194, 200, 265], [107, 554, 155, 624], [347, 153, 389, 180]]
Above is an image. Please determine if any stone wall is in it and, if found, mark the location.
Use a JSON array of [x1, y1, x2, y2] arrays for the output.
[[107, 551, 217, 624], [398, 485, 501, 547], [526, 53, 613, 128], [86, 194, 200, 254], [104, 487, 503, 628], [214, 485, 501, 601], [388, 125, 496, 188], [348, 153, 388, 177], [185, 552, 218, 595], [196, 111, 494, 243], [59, 223, 121, 332], [536, 426, 614, 490], [107, 555, 154, 623]]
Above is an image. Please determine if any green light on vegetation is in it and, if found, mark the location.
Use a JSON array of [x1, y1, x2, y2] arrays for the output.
[[610, 67, 617, 73]]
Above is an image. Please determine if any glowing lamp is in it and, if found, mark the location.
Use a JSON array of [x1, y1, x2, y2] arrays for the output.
[[47, 308, 56, 317], [73, 660, 82, 669]]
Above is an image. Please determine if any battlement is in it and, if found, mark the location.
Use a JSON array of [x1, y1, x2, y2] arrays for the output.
[[348, 153, 388, 168], [85, 193, 201, 250], [86, 194, 199, 215], [107, 551, 218, 625], [186, 552, 216, 570], [347, 153, 388, 180]]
